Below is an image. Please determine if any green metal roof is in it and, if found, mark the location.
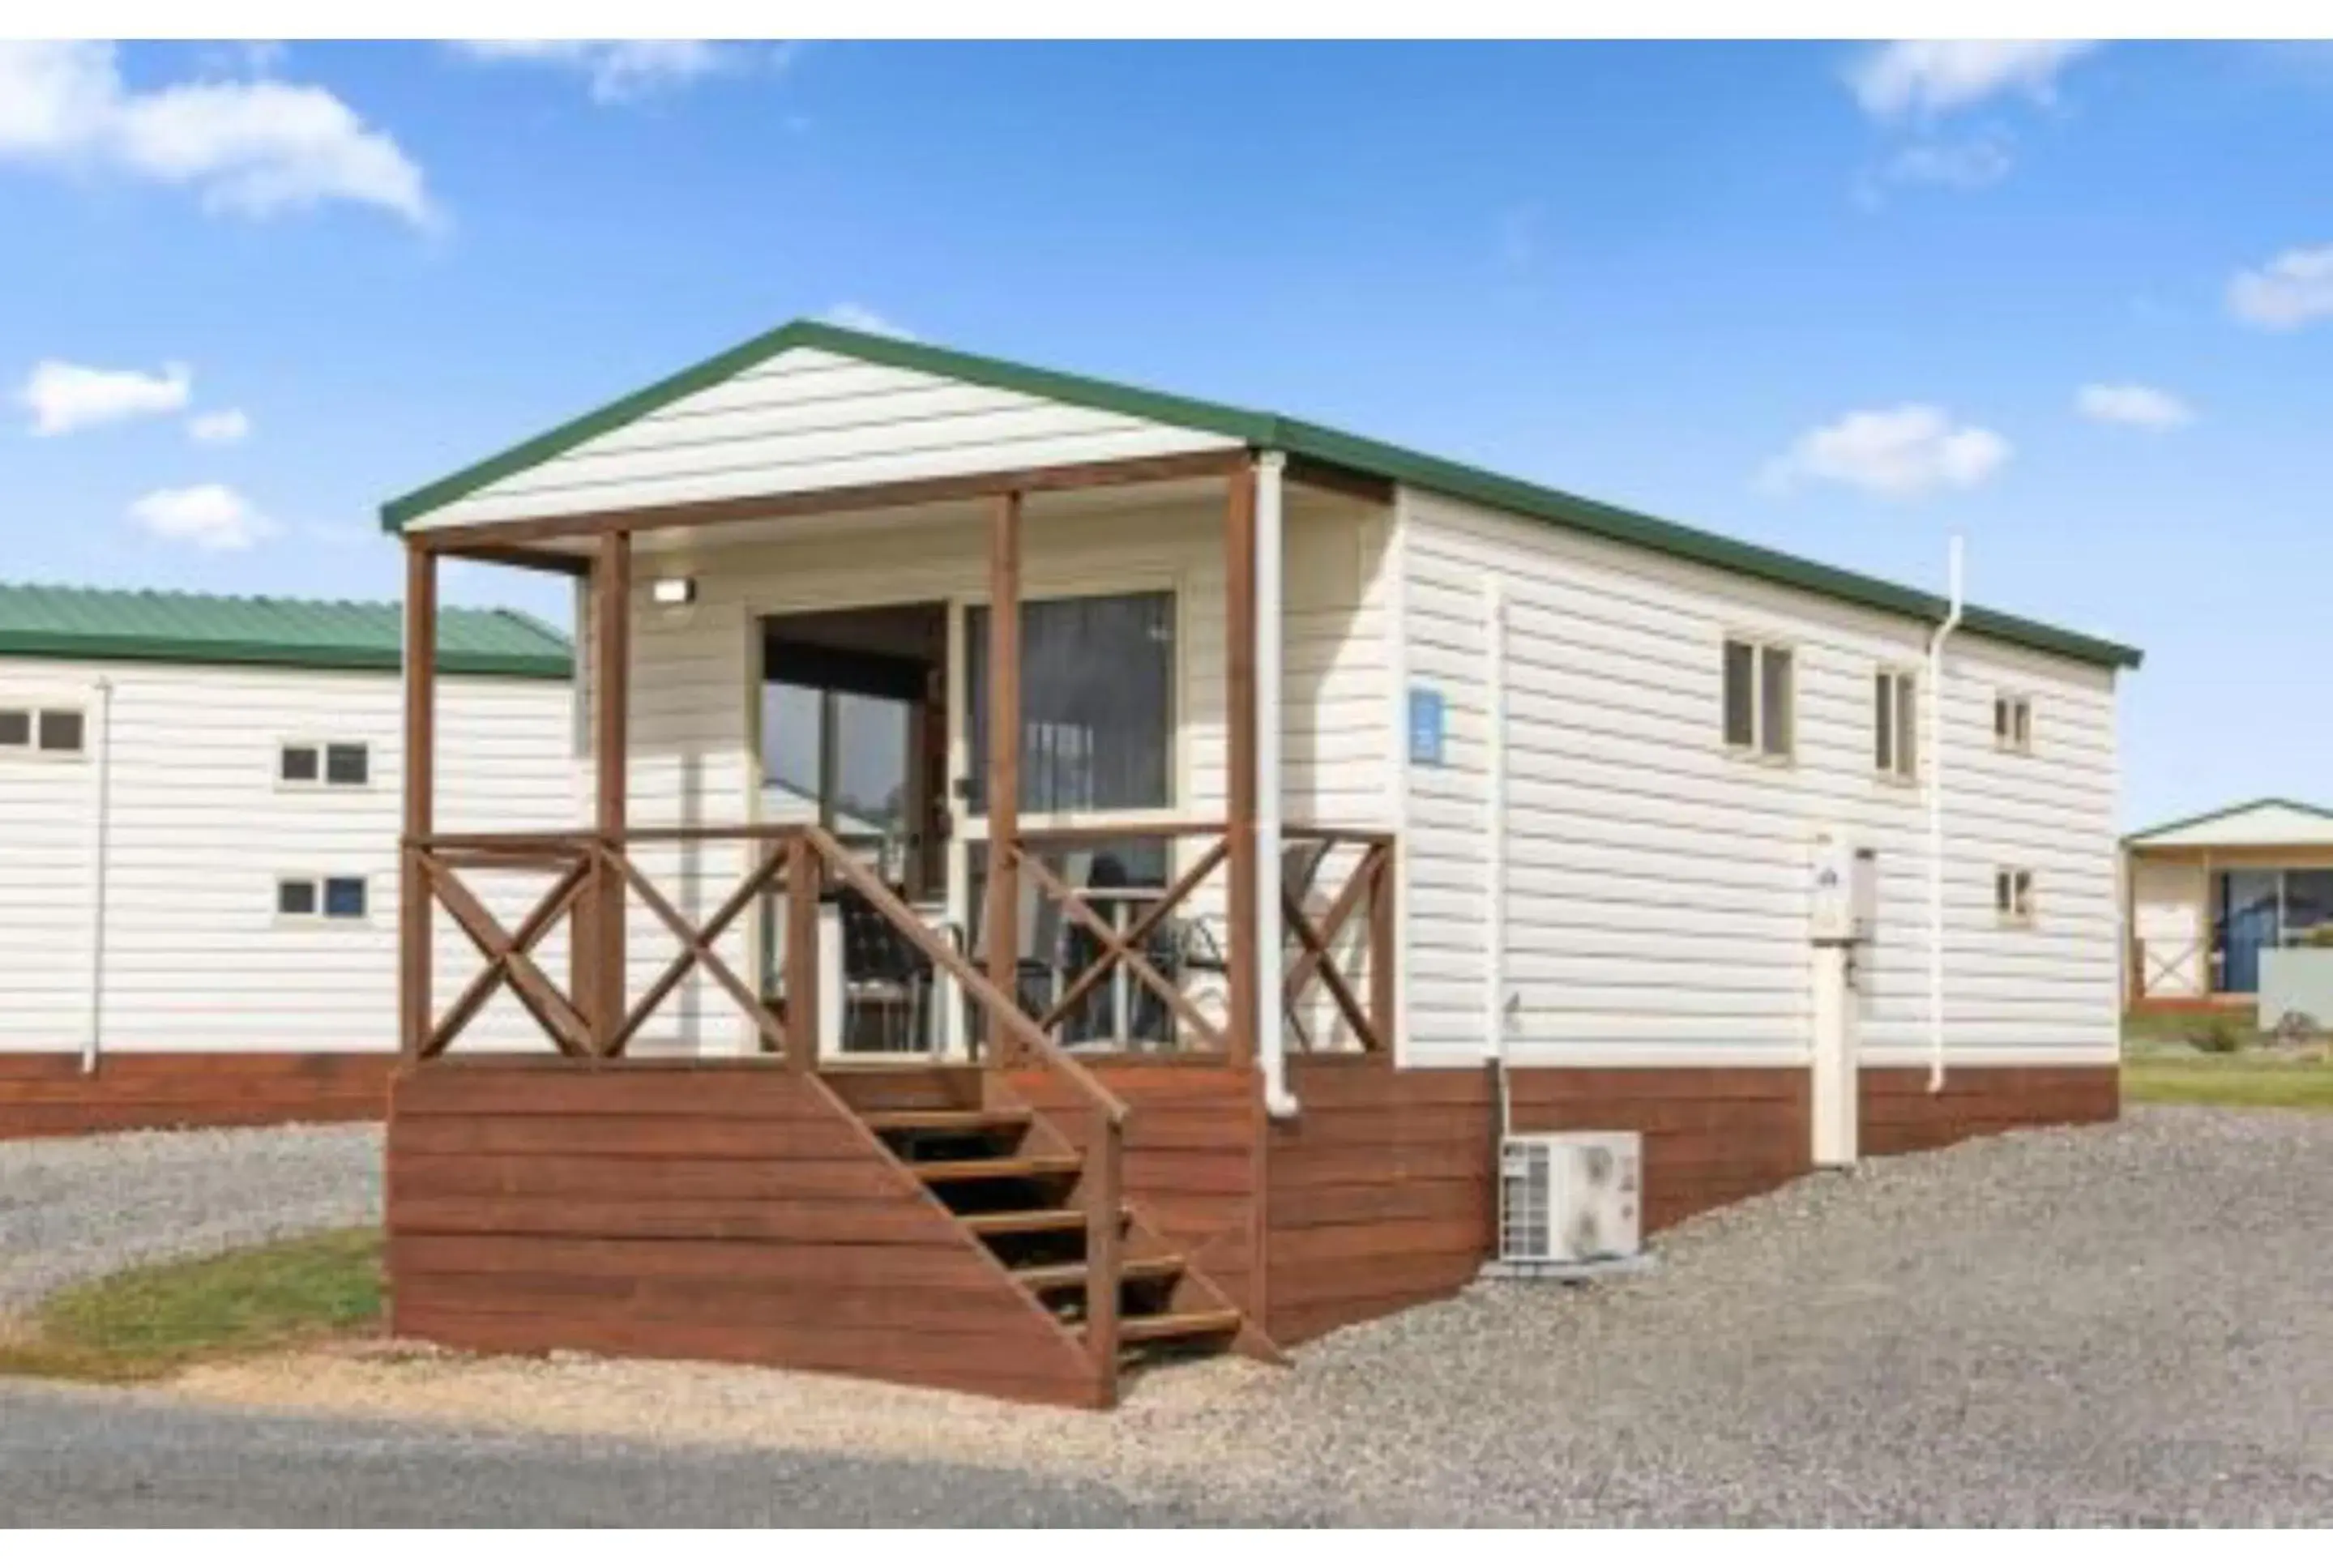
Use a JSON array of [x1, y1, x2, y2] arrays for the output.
[[0, 582, 571, 679], [382, 318, 2143, 673], [2122, 797, 2333, 846]]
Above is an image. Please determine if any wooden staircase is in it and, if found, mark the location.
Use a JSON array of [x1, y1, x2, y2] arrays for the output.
[[835, 1074, 1250, 1395]]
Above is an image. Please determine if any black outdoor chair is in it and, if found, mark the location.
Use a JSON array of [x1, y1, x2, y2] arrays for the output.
[[835, 885, 935, 1052]]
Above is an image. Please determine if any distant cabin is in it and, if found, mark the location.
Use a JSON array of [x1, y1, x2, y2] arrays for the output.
[[0, 583, 572, 1134], [2124, 797, 2333, 1019]]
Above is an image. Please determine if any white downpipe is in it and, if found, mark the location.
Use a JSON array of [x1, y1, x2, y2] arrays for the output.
[[1485, 579, 1509, 1107], [83, 677, 116, 1075], [1925, 536, 1965, 1094], [1255, 452, 1297, 1118]]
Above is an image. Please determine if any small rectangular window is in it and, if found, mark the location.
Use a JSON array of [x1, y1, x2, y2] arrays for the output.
[[1722, 638, 1793, 760], [1722, 640, 1756, 749], [1759, 647, 1793, 758], [323, 877, 369, 919], [1995, 867, 2035, 925], [281, 740, 370, 787], [1994, 694, 2033, 754], [0, 709, 29, 749], [36, 709, 83, 753], [324, 743, 370, 786], [277, 878, 318, 917], [1875, 669, 1917, 780]]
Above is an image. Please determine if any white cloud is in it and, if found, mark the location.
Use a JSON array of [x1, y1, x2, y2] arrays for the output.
[[1848, 41, 2096, 120], [818, 302, 917, 340], [2228, 244, 2333, 330], [2076, 383, 2194, 430], [452, 41, 750, 103], [187, 408, 252, 444], [19, 359, 190, 436], [128, 483, 273, 550], [0, 41, 432, 226], [1760, 405, 2011, 499]]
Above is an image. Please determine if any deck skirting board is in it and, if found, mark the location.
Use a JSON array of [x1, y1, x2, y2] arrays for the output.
[[0, 1052, 392, 1139]]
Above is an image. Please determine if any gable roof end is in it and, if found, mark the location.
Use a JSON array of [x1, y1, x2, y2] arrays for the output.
[[2122, 797, 2333, 847], [381, 318, 2142, 673]]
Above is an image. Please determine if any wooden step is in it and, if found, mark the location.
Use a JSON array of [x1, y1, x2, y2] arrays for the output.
[[961, 1207, 1125, 1237], [1117, 1308, 1244, 1346], [1012, 1255, 1184, 1292], [908, 1153, 1082, 1184], [862, 1108, 1032, 1135]]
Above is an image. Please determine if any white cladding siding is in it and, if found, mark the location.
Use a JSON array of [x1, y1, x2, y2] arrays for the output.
[[1397, 485, 2121, 1069], [410, 347, 1243, 532], [0, 656, 575, 1054], [2129, 857, 2207, 999], [603, 487, 1392, 1053]]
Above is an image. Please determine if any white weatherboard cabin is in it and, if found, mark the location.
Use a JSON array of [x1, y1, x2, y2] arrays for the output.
[[378, 320, 2140, 1402], [0, 585, 573, 1136]]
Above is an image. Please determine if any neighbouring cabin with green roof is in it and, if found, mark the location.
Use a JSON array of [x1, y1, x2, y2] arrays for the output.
[[348, 318, 2148, 1404], [2123, 797, 2333, 1022], [0, 584, 576, 1087]]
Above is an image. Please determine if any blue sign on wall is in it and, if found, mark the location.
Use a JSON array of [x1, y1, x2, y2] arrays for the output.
[[1408, 686, 1446, 767]]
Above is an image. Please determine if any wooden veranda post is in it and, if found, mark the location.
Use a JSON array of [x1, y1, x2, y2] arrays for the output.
[[589, 530, 632, 1053], [985, 491, 1023, 1067], [1224, 461, 1259, 1071], [400, 542, 437, 1060]]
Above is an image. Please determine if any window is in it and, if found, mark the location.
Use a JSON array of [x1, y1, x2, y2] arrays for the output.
[[323, 877, 369, 918], [966, 592, 1175, 814], [280, 741, 370, 787], [325, 743, 370, 786], [1, 704, 85, 756], [1721, 638, 1793, 760], [1874, 669, 1917, 780], [1994, 694, 2032, 754], [1995, 867, 2035, 925], [277, 876, 368, 921]]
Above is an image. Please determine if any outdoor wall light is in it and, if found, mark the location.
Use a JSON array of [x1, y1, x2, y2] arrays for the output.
[[651, 576, 697, 607]]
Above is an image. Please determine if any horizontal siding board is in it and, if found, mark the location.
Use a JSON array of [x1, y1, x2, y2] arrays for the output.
[[1396, 485, 2119, 1068]]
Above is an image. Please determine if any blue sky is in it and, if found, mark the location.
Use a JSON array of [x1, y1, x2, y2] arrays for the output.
[[3, 39, 2331, 828]]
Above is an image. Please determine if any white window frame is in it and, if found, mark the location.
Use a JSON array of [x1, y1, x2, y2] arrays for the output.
[[1994, 692, 2034, 755], [955, 579, 1190, 835], [1995, 866, 2036, 927], [1721, 634, 1796, 764], [0, 702, 89, 760], [278, 738, 374, 790], [276, 874, 373, 925], [1874, 666, 1918, 783]]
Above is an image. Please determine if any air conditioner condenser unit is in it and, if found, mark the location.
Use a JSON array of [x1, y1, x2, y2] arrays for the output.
[[1486, 1130, 1647, 1280]]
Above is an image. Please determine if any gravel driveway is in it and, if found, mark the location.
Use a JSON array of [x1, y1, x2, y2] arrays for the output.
[[0, 1126, 381, 1314], [1223, 1104, 2333, 1525]]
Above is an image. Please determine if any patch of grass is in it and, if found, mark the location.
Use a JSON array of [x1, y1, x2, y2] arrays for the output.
[[0, 1228, 382, 1384], [2124, 1057, 2333, 1111], [2121, 1009, 2263, 1057]]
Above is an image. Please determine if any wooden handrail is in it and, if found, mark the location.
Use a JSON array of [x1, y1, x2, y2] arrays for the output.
[[413, 818, 1399, 1066], [802, 827, 1129, 1125]]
